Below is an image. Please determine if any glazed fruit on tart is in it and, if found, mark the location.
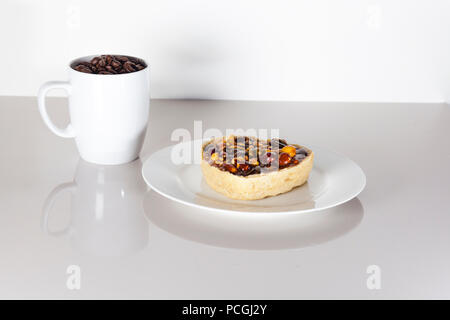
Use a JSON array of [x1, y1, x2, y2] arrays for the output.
[[201, 135, 314, 200]]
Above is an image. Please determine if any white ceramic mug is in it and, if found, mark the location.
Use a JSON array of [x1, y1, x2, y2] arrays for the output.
[[38, 55, 150, 165]]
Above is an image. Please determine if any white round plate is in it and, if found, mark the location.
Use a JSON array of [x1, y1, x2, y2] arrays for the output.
[[142, 140, 366, 215]]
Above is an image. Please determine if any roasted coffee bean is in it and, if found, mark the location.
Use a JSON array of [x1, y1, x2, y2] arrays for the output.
[[72, 55, 146, 74], [278, 138, 288, 146], [98, 58, 106, 67], [74, 65, 92, 73], [115, 55, 129, 62], [296, 148, 308, 156], [123, 61, 136, 72], [91, 57, 100, 65], [105, 65, 117, 74], [111, 59, 121, 69], [130, 57, 143, 65]]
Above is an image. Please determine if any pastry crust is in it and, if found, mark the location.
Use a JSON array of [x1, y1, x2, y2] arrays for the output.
[[201, 141, 314, 200]]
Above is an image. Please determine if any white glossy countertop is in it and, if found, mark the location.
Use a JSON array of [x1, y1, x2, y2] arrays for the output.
[[0, 96, 449, 299]]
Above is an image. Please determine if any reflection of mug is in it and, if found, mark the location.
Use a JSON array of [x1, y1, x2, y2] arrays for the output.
[[42, 159, 148, 257], [37, 55, 150, 165]]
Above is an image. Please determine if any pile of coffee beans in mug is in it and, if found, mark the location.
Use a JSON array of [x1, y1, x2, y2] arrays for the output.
[[72, 55, 146, 74]]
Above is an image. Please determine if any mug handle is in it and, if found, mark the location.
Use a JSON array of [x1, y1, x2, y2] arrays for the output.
[[37, 81, 76, 138], [41, 182, 77, 237]]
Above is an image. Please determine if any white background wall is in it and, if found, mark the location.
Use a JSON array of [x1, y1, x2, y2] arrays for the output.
[[1, 0, 450, 102]]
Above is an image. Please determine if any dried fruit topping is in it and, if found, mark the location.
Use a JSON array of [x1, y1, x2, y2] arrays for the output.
[[203, 136, 310, 176], [281, 145, 297, 157], [279, 152, 292, 166]]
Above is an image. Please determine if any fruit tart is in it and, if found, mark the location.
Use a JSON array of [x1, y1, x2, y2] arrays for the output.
[[201, 135, 314, 200]]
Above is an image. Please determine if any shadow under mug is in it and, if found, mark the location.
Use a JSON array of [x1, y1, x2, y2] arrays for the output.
[[41, 159, 149, 257], [37, 55, 150, 165]]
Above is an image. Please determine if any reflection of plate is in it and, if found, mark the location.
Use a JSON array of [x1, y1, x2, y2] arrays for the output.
[[142, 140, 366, 215], [144, 192, 364, 250]]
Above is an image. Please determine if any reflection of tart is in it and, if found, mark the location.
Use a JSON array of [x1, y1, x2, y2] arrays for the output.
[[201, 136, 314, 200]]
